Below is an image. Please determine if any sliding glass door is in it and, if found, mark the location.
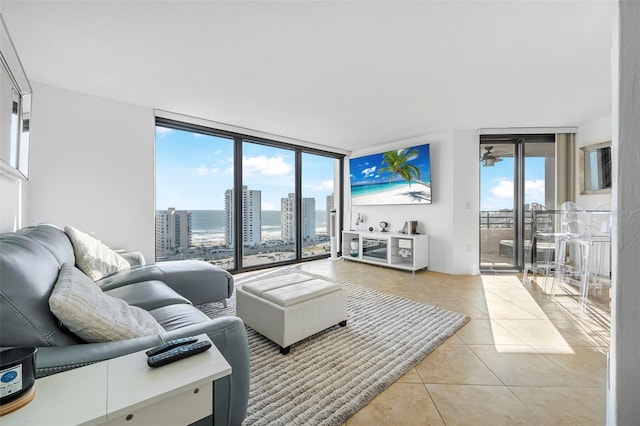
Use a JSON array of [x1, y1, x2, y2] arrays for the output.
[[241, 141, 296, 268], [479, 135, 555, 271], [301, 153, 339, 258]]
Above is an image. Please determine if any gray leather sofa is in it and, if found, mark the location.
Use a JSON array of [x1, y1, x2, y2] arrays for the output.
[[0, 224, 249, 426]]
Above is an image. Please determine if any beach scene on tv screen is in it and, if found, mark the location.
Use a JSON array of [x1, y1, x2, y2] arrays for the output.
[[350, 143, 432, 205]]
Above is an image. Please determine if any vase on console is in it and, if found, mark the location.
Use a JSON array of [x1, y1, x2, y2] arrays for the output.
[[350, 239, 359, 257]]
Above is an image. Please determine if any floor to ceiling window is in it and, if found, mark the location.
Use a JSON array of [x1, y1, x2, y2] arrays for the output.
[[155, 118, 343, 272], [301, 153, 338, 258], [241, 141, 296, 268], [479, 134, 556, 271], [155, 125, 236, 269]]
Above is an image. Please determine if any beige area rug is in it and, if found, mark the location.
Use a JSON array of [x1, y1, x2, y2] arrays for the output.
[[198, 267, 469, 426]]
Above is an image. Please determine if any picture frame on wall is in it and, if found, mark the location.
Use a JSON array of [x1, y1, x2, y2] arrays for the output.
[[349, 143, 432, 205]]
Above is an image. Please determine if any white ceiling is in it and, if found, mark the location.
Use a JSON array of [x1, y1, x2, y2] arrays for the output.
[[1, 1, 612, 153]]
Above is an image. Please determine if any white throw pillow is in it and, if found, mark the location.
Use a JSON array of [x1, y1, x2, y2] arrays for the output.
[[64, 225, 131, 281], [49, 263, 165, 343]]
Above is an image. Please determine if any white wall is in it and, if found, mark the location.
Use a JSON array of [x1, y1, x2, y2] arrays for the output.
[[346, 129, 480, 275], [609, 1, 640, 423], [28, 82, 156, 260], [576, 114, 612, 209], [450, 129, 481, 274]]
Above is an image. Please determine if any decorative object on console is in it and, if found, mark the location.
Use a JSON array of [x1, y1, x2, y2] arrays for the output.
[[353, 212, 365, 231], [401, 220, 420, 235], [350, 238, 359, 257], [350, 143, 431, 205], [398, 248, 412, 258], [379, 221, 388, 232]]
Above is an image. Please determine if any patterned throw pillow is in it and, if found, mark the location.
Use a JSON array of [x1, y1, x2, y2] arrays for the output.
[[49, 263, 165, 342], [64, 225, 131, 281]]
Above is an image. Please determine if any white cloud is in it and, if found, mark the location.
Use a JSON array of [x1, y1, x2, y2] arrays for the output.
[[262, 202, 275, 210], [491, 179, 514, 199], [362, 166, 376, 178], [243, 155, 293, 177], [485, 178, 546, 209], [525, 179, 546, 204]]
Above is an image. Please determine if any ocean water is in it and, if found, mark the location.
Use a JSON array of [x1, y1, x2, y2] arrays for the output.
[[188, 210, 327, 245], [350, 181, 412, 196]]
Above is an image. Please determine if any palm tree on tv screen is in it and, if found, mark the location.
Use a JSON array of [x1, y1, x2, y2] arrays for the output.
[[379, 148, 429, 187]]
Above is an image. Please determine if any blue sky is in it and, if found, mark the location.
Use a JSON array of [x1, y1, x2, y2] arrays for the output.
[[156, 127, 334, 210], [480, 157, 547, 210]]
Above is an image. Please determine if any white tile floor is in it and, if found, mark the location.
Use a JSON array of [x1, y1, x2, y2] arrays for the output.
[[292, 259, 610, 425]]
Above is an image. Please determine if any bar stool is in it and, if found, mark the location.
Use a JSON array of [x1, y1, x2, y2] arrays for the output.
[[522, 203, 558, 286], [577, 210, 611, 308], [551, 202, 590, 298], [552, 202, 611, 310]]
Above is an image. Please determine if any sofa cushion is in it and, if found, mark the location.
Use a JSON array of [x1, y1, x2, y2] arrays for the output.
[[49, 264, 165, 342], [149, 304, 211, 331], [97, 260, 234, 305], [104, 280, 192, 310], [64, 225, 130, 281]]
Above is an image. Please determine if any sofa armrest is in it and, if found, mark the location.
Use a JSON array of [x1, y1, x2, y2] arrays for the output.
[[28, 334, 163, 378], [120, 250, 146, 267], [162, 317, 250, 426]]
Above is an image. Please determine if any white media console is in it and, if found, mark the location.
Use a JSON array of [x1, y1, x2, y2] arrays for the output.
[[342, 230, 429, 273]]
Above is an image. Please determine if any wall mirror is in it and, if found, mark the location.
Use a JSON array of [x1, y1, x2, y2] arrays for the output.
[[1, 14, 31, 179], [580, 141, 612, 194]]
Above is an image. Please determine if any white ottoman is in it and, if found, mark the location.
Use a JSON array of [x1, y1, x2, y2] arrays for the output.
[[236, 273, 348, 354]]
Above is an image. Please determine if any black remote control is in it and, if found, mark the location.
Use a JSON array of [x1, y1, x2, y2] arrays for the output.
[[145, 336, 199, 357], [147, 340, 212, 368]]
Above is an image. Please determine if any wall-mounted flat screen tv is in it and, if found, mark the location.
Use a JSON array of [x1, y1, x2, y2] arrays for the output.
[[350, 143, 432, 205]]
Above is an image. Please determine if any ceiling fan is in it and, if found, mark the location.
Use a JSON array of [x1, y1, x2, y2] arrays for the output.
[[480, 146, 505, 167]]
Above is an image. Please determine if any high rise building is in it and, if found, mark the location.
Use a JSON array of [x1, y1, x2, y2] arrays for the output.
[[281, 193, 295, 242], [155, 207, 192, 256], [225, 186, 262, 247], [281, 193, 316, 242], [302, 197, 316, 242]]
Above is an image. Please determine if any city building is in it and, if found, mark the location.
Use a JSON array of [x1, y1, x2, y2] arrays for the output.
[[155, 207, 192, 256], [281, 193, 316, 242], [225, 186, 262, 247]]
